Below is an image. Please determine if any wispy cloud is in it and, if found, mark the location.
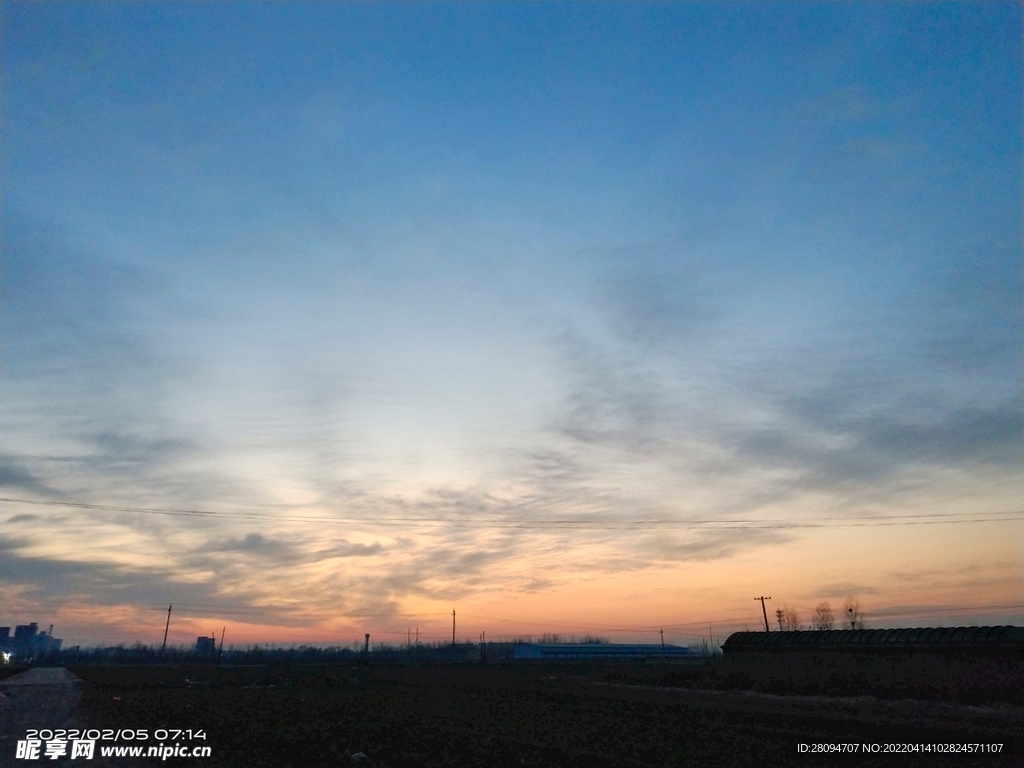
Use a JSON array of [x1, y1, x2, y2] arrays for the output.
[[0, 458, 65, 498]]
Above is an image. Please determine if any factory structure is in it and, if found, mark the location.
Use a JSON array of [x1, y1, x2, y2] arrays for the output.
[[0, 623, 63, 663]]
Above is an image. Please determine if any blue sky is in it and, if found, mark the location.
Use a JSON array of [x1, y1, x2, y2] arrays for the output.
[[2, 2, 1021, 645]]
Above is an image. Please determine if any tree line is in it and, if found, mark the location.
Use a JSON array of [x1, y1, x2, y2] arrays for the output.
[[774, 597, 865, 631]]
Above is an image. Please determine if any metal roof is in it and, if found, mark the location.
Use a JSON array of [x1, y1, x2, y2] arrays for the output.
[[513, 643, 691, 660], [722, 626, 1024, 652]]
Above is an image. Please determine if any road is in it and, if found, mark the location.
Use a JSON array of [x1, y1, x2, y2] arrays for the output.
[[0, 668, 151, 767]]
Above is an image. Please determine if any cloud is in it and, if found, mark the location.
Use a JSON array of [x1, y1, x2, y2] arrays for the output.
[[5, 514, 41, 523], [0, 458, 64, 497], [1, 212, 170, 391], [87, 432, 195, 466], [0, 214, 244, 514], [917, 242, 1022, 374], [0, 534, 321, 629], [550, 330, 677, 455], [593, 257, 730, 348], [647, 528, 794, 563], [196, 533, 296, 558], [370, 543, 519, 600], [0, 534, 220, 610], [804, 583, 882, 600], [858, 405, 1021, 467], [313, 541, 385, 559], [519, 449, 591, 491], [732, 396, 1022, 497]]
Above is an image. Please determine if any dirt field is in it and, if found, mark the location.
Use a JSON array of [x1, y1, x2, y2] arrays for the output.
[[67, 663, 1022, 768]]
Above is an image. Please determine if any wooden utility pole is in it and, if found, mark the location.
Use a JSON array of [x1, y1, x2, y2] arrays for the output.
[[161, 604, 172, 653], [659, 628, 665, 652], [218, 627, 226, 663], [451, 610, 456, 646], [755, 596, 772, 632]]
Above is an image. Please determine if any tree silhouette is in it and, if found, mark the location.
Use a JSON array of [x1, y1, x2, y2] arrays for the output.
[[811, 602, 834, 630], [844, 597, 865, 629], [781, 606, 801, 630]]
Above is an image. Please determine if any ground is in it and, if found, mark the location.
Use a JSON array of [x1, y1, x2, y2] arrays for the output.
[[4, 663, 1023, 767]]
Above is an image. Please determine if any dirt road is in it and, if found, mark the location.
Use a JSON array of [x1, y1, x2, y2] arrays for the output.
[[0, 668, 152, 768]]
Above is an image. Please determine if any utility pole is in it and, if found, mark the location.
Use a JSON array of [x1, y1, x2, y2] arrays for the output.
[[218, 627, 226, 663], [161, 605, 172, 654], [659, 628, 665, 653], [408, 627, 411, 648], [755, 596, 772, 632], [452, 610, 456, 646], [415, 627, 419, 645]]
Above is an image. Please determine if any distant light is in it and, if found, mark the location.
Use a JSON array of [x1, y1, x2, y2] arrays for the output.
[[1, 652, 10, 663]]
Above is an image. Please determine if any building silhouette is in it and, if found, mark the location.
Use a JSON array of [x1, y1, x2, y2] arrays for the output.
[[0, 622, 62, 662]]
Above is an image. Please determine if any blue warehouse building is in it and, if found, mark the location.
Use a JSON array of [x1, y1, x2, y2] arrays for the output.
[[513, 642, 692, 661]]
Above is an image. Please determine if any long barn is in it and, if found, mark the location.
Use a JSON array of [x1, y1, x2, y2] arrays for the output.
[[721, 625, 1024, 700]]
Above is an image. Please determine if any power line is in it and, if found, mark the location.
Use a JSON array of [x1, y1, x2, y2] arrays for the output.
[[2, 497, 1019, 529], [3, 603, 1020, 638], [861, 604, 1024, 618], [459, 610, 787, 633], [143, 604, 453, 619], [780, 601, 1024, 618]]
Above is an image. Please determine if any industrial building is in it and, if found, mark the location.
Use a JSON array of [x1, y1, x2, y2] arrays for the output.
[[513, 642, 692, 661], [0, 622, 63, 662], [195, 636, 217, 656]]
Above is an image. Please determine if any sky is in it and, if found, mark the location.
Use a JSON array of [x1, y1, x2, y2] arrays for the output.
[[1, 2, 1021, 649]]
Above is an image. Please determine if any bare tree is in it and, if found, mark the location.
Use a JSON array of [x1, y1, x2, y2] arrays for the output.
[[781, 606, 801, 630], [844, 597, 865, 629], [775, 608, 785, 630], [811, 602, 834, 630]]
